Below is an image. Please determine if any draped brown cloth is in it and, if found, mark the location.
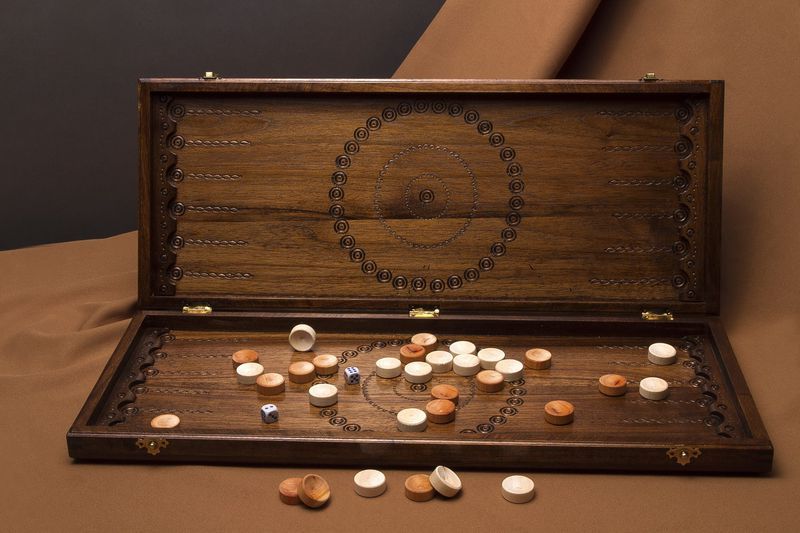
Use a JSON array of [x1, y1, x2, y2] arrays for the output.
[[2, 1, 798, 530]]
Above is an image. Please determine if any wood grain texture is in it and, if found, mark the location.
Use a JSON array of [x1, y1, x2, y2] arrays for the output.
[[138, 80, 721, 314], [67, 312, 772, 473]]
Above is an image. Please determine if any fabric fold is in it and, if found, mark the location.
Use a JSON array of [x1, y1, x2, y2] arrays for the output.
[[393, 0, 601, 79]]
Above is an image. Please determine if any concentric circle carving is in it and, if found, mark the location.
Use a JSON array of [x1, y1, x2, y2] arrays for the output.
[[328, 102, 527, 292]]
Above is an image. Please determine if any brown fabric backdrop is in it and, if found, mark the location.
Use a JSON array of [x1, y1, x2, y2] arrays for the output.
[[2, 1, 798, 530]]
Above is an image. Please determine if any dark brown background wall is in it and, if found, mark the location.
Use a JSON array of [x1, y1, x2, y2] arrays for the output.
[[0, 0, 443, 250]]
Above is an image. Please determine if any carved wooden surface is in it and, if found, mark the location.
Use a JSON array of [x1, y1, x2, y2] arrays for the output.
[[68, 312, 772, 473], [97, 325, 738, 439], [140, 81, 720, 313]]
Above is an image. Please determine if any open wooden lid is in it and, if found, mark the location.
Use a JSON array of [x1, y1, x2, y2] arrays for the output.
[[139, 79, 722, 315]]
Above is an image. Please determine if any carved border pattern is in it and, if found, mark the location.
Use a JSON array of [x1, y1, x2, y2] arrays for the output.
[[104, 328, 169, 425], [597, 101, 705, 300], [154, 98, 252, 295], [675, 99, 706, 301], [681, 335, 738, 437], [154, 96, 181, 296]]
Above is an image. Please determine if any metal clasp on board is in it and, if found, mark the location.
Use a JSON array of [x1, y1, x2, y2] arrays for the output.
[[667, 446, 701, 465], [136, 437, 169, 456]]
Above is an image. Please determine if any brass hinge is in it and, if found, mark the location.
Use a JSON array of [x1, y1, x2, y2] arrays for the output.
[[667, 446, 701, 466], [642, 310, 674, 321], [182, 305, 212, 315], [136, 437, 169, 456], [409, 307, 440, 319], [641, 72, 660, 81], [201, 71, 219, 80]]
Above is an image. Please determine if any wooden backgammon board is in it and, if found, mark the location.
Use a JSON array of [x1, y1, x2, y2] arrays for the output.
[[67, 79, 772, 473]]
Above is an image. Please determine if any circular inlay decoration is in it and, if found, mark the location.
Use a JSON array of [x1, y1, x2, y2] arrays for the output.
[[328, 102, 526, 293]]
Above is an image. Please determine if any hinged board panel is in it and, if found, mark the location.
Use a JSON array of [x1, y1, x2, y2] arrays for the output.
[[139, 80, 722, 314]]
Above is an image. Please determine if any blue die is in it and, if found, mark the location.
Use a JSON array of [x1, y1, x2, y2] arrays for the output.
[[344, 366, 360, 385], [260, 404, 279, 424]]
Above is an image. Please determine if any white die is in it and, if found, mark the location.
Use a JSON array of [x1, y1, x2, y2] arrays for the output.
[[344, 366, 360, 384], [260, 404, 279, 424]]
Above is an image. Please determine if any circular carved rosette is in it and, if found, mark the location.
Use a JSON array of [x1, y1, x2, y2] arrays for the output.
[[328, 102, 527, 293]]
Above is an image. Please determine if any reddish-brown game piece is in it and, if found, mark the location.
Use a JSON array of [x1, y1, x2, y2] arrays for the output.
[[426, 399, 456, 424], [231, 349, 259, 368], [598, 374, 628, 396], [405, 474, 435, 502], [430, 384, 459, 403], [476, 370, 504, 392], [544, 400, 574, 425], [279, 477, 302, 505], [149, 413, 180, 429], [312, 354, 339, 376], [256, 372, 286, 395], [399, 343, 427, 364], [524, 348, 552, 369], [298, 474, 331, 508], [411, 333, 438, 354], [288, 361, 315, 383]]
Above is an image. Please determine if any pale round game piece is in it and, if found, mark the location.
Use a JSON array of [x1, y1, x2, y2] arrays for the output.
[[501, 475, 535, 504], [353, 469, 387, 498], [425, 399, 456, 424], [150, 413, 180, 429], [312, 354, 339, 376], [425, 350, 454, 373], [288, 360, 315, 383], [431, 384, 459, 403], [476, 370, 504, 392], [399, 343, 427, 364], [236, 362, 264, 384], [298, 474, 331, 508], [449, 340, 476, 355], [308, 383, 338, 407], [544, 400, 574, 425], [405, 473, 435, 502], [429, 465, 462, 498], [495, 358, 524, 381], [231, 349, 259, 368], [477, 347, 506, 369], [397, 408, 428, 432], [639, 377, 669, 400], [452, 353, 481, 376], [411, 332, 438, 354], [289, 324, 316, 352], [403, 361, 433, 384], [648, 342, 678, 365], [524, 348, 552, 369], [279, 477, 303, 505], [376, 357, 403, 378], [598, 374, 628, 396], [256, 372, 285, 395]]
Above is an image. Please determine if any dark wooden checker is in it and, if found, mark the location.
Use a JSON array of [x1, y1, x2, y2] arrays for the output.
[[67, 80, 772, 472]]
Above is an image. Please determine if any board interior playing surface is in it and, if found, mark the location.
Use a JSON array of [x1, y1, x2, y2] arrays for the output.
[[92, 317, 742, 445]]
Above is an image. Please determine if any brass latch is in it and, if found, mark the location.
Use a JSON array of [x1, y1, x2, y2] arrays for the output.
[[641, 72, 660, 81], [409, 307, 440, 319], [201, 71, 219, 80], [136, 437, 169, 456], [642, 310, 674, 321], [667, 446, 701, 466], [182, 305, 212, 315]]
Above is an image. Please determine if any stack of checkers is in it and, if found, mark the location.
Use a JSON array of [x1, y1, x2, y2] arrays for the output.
[[405, 465, 463, 501], [279, 474, 331, 508]]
